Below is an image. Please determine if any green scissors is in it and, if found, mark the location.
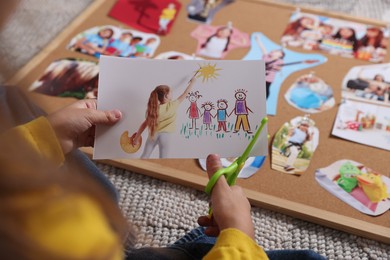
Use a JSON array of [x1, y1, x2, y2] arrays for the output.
[[205, 117, 268, 195]]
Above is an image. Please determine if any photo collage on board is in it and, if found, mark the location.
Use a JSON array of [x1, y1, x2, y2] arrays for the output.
[[28, 0, 390, 202]]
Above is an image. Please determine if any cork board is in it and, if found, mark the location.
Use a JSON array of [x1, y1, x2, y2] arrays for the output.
[[7, 0, 390, 244]]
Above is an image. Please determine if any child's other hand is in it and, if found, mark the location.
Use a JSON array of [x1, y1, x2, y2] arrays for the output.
[[197, 154, 255, 239], [47, 99, 122, 155]]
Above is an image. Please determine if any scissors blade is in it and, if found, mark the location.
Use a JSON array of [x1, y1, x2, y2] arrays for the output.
[[236, 117, 268, 166]]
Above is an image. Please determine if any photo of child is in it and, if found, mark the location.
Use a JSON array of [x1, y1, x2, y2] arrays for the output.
[[316, 160, 390, 216], [29, 58, 99, 100], [67, 26, 160, 59], [343, 64, 390, 104], [191, 23, 250, 59], [285, 73, 335, 113], [281, 11, 388, 62], [272, 115, 319, 175]]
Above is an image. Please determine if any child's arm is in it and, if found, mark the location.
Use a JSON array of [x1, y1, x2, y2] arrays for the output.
[[177, 75, 197, 103], [132, 119, 147, 146], [255, 35, 267, 55]]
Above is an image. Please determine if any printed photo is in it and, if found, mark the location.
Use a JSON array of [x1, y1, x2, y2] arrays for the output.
[[332, 99, 390, 151], [29, 58, 99, 99], [285, 73, 335, 113], [281, 11, 388, 63], [316, 160, 390, 216], [243, 32, 327, 115], [154, 51, 204, 60], [67, 25, 160, 59], [94, 57, 268, 159], [342, 64, 390, 105], [187, 0, 235, 24], [271, 115, 319, 175], [108, 0, 181, 36], [191, 22, 250, 59]]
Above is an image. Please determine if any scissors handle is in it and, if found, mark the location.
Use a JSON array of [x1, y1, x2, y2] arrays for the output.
[[205, 163, 238, 195]]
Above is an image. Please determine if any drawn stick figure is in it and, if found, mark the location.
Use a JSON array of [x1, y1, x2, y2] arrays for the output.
[[229, 89, 253, 133], [186, 91, 202, 129]]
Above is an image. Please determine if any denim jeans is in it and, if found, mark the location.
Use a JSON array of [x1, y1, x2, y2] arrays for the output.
[[126, 226, 327, 259]]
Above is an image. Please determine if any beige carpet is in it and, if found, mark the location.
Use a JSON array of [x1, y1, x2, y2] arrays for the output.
[[1, 1, 389, 259]]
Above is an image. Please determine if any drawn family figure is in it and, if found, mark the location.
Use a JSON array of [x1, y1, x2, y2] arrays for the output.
[[216, 99, 229, 132], [72, 27, 114, 58], [283, 117, 313, 172], [158, 3, 177, 35], [201, 101, 215, 130], [229, 89, 253, 134], [132, 76, 197, 158], [186, 91, 202, 129]]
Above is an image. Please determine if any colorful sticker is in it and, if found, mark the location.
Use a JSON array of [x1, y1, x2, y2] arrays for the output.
[[198, 156, 266, 179], [108, 0, 181, 35], [187, 0, 235, 24], [29, 58, 99, 99], [316, 160, 390, 216], [67, 25, 160, 59], [285, 73, 335, 113], [281, 11, 389, 63], [191, 23, 250, 59], [271, 115, 319, 175], [243, 32, 326, 115], [154, 51, 204, 60], [94, 58, 268, 160]]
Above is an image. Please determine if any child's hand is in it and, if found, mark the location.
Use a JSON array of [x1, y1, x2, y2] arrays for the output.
[[197, 154, 255, 239], [47, 99, 122, 155]]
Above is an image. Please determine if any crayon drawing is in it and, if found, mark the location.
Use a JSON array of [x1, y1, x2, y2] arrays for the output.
[[94, 57, 268, 159], [243, 32, 327, 115]]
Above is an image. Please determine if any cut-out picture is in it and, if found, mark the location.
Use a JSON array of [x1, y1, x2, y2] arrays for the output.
[[29, 58, 99, 99], [316, 160, 390, 216], [281, 11, 388, 63], [198, 156, 266, 179], [191, 22, 250, 59], [94, 57, 268, 159], [332, 99, 390, 151], [67, 25, 160, 58], [271, 115, 319, 175], [285, 73, 335, 113], [244, 32, 326, 115], [108, 0, 181, 35], [154, 51, 204, 60], [342, 64, 390, 104], [187, 0, 235, 24]]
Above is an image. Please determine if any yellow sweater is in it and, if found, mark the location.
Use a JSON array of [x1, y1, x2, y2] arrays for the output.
[[0, 116, 268, 259]]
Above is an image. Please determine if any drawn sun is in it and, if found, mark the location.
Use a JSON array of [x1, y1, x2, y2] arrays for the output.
[[196, 63, 222, 83]]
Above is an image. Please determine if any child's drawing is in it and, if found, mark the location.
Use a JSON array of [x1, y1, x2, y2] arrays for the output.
[[94, 57, 267, 159], [216, 99, 229, 132], [229, 89, 253, 133], [201, 101, 215, 130], [186, 91, 202, 130], [316, 160, 390, 216], [271, 115, 319, 175], [243, 32, 327, 115]]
